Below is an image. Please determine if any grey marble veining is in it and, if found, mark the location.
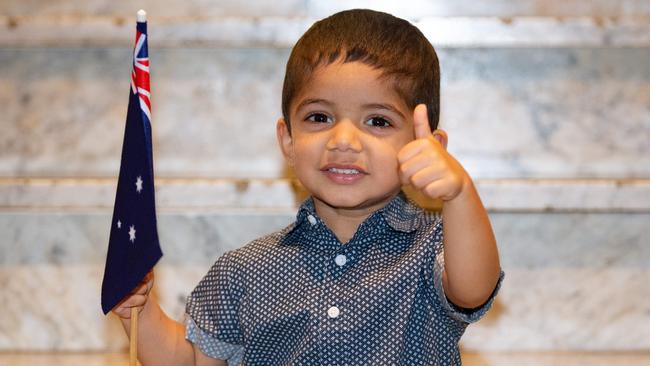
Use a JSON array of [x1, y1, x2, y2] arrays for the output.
[[0, 47, 288, 178], [1, 48, 649, 179], [1, 1, 649, 355], [306, 0, 650, 18], [4, 16, 650, 48], [440, 47, 650, 178], [1, 210, 648, 267], [2, 0, 650, 17], [0, 0, 307, 17], [4, 1, 650, 50], [3, 178, 650, 212], [0, 211, 649, 350], [2, 351, 650, 366], [464, 268, 650, 351], [3, 265, 648, 351], [0, 211, 295, 266]]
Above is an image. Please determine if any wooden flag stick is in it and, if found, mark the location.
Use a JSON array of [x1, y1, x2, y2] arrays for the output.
[[130, 307, 138, 366]]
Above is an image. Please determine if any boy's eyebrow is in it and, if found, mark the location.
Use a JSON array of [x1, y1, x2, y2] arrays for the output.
[[295, 98, 334, 111], [362, 103, 406, 119], [296, 99, 406, 119]]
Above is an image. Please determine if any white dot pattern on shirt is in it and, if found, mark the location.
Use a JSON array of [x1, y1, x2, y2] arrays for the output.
[[185, 192, 503, 365], [185, 316, 243, 366]]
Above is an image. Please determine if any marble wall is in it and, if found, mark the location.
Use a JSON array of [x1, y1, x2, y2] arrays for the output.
[[1, 211, 649, 351], [3, 47, 650, 179], [1, 0, 649, 354]]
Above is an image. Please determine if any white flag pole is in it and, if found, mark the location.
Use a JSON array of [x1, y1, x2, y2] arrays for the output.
[[130, 10, 146, 366], [137, 9, 147, 23]]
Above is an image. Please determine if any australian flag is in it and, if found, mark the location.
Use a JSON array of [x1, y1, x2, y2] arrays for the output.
[[101, 15, 163, 315]]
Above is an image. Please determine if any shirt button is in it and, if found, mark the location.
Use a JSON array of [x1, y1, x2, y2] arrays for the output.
[[334, 254, 347, 267], [327, 306, 340, 319], [307, 214, 317, 226]]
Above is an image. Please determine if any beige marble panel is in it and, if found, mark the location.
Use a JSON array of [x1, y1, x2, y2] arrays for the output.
[[4, 16, 650, 48], [307, 0, 650, 17], [2, 48, 649, 179], [1, 351, 650, 366], [0, 211, 649, 351], [3, 0, 650, 17], [0, 353, 137, 366], [0, 0, 306, 17], [0, 264, 203, 351], [0, 47, 287, 178], [1, 351, 649, 366], [3, 178, 650, 212], [464, 268, 650, 351], [2, 265, 649, 351], [461, 351, 650, 366], [0, 212, 295, 265], [2, 211, 648, 267], [440, 48, 650, 178]]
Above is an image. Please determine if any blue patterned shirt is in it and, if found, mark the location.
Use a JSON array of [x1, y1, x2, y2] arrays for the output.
[[185, 192, 503, 365]]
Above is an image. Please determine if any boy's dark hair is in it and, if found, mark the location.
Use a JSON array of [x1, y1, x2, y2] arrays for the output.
[[281, 9, 440, 132]]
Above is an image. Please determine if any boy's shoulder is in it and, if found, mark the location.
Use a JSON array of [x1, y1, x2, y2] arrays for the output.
[[379, 192, 442, 233]]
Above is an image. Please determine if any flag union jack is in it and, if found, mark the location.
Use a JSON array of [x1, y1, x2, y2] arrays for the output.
[[132, 29, 151, 121]]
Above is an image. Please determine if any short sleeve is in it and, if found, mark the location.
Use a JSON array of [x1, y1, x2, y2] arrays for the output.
[[185, 316, 244, 365], [185, 252, 245, 359], [433, 250, 504, 324], [424, 219, 504, 324]]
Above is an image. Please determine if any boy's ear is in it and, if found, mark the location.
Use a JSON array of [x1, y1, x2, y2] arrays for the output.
[[276, 118, 295, 166], [432, 129, 448, 150]]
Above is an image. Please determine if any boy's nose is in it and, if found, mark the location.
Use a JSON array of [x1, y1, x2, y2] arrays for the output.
[[326, 120, 362, 152]]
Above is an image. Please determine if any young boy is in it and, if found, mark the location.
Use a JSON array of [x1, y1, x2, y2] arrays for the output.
[[113, 8, 503, 365]]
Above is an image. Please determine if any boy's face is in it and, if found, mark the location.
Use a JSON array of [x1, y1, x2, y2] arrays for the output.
[[277, 61, 415, 215]]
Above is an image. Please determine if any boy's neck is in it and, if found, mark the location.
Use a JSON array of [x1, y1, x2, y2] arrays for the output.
[[312, 193, 398, 244]]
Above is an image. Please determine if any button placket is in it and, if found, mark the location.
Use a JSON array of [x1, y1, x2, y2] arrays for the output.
[[321, 251, 345, 326]]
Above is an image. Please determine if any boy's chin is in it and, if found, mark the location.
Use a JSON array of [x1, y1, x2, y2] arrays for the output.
[[312, 190, 400, 212]]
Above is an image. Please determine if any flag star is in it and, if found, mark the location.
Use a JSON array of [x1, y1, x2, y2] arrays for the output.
[[135, 176, 143, 193], [129, 225, 136, 243], [117, 220, 122, 229]]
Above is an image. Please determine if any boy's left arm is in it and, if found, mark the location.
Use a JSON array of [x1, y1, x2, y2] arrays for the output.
[[398, 104, 501, 309]]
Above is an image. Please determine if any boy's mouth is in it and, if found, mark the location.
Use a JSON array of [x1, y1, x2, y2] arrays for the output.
[[321, 164, 368, 184], [321, 164, 368, 175], [328, 167, 360, 175]]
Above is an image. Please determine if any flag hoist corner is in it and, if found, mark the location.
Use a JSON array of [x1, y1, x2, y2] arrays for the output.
[[101, 10, 163, 315]]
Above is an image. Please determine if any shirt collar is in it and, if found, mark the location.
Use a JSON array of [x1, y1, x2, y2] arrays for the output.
[[378, 191, 427, 233], [287, 191, 426, 237]]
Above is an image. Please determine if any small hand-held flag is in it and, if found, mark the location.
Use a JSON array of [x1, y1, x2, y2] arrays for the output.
[[101, 9, 162, 316]]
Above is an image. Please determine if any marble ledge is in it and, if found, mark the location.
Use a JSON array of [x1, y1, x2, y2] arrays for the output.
[[3, 15, 650, 48], [4, 0, 650, 18], [1, 177, 649, 213], [1, 265, 649, 351], [1, 352, 650, 366]]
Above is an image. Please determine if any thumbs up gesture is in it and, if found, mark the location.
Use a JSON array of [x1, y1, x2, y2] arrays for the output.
[[397, 104, 470, 202]]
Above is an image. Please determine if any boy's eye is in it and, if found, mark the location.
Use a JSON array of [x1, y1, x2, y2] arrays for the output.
[[365, 116, 392, 128], [306, 113, 333, 123]]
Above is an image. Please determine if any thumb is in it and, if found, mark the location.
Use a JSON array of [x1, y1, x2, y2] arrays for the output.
[[413, 104, 432, 140]]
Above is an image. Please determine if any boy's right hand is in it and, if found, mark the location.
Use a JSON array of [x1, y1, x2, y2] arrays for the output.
[[398, 104, 469, 203], [111, 270, 154, 319]]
